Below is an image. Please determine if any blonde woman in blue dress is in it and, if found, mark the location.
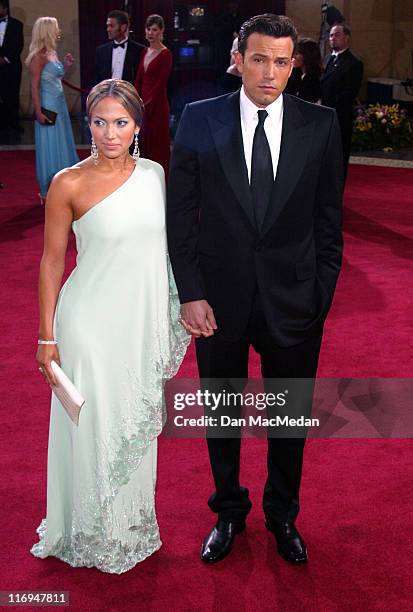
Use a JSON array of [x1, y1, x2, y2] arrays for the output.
[[26, 17, 79, 204], [31, 79, 189, 573]]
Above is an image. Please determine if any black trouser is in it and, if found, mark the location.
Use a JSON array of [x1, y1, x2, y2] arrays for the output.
[[195, 291, 322, 526], [0, 66, 21, 130], [337, 113, 354, 180]]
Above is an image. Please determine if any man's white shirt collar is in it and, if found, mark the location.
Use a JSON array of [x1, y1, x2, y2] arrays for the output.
[[332, 48, 348, 57], [239, 85, 284, 181], [113, 37, 128, 48], [240, 85, 283, 128]]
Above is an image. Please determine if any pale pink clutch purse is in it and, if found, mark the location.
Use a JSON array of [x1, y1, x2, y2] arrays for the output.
[[50, 360, 85, 426]]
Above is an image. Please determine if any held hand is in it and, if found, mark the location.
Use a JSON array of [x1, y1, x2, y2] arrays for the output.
[[180, 300, 217, 338], [36, 344, 61, 386], [63, 53, 75, 68], [36, 112, 52, 125]]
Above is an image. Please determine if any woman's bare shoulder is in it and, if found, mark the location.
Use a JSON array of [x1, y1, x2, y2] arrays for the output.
[[29, 51, 48, 72], [48, 159, 94, 198], [51, 159, 92, 186]]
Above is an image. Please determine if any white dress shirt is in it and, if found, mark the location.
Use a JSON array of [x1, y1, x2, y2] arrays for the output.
[[111, 38, 128, 79], [0, 16, 8, 50], [240, 85, 283, 182], [331, 48, 348, 58]]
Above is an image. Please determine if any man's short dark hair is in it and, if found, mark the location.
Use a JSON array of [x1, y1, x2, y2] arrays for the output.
[[332, 22, 351, 36], [0, 0, 9, 11], [107, 10, 129, 28], [238, 13, 298, 56]]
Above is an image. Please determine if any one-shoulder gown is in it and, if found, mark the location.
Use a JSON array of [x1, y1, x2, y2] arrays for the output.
[[31, 158, 189, 573]]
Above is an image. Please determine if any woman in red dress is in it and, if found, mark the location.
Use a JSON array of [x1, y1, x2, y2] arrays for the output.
[[135, 14, 172, 174]]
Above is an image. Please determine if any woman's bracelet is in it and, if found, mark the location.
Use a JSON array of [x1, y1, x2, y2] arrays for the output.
[[38, 339, 58, 345]]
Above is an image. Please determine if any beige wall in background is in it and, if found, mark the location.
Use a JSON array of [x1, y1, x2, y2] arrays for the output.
[[284, 0, 322, 39], [12, 0, 81, 115], [393, 0, 413, 80], [286, 0, 413, 96]]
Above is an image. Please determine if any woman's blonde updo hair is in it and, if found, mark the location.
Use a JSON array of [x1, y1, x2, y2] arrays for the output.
[[25, 16, 59, 66], [86, 79, 144, 127]]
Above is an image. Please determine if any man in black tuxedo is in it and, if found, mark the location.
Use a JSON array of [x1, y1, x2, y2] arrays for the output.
[[321, 23, 363, 175], [0, 0, 24, 131], [168, 14, 344, 565], [95, 10, 144, 85]]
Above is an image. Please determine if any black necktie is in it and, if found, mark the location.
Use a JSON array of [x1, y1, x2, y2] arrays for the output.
[[324, 54, 337, 75], [113, 40, 127, 49], [0, 17, 7, 23], [251, 109, 273, 231]]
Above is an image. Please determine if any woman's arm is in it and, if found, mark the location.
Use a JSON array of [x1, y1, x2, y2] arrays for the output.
[[63, 52, 75, 75], [29, 53, 51, 125], [36, 172, 75, 384]]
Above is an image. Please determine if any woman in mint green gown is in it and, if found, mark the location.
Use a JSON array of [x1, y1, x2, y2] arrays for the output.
[[26, 17, 79, 201], [31, 79, 189, 573]]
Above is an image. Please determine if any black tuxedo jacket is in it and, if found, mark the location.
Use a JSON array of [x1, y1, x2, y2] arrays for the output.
[[95, 39, 144, 85], [321, 49, 363, 119], [0, 16, 24, 74], [167, 91, 344, 347]]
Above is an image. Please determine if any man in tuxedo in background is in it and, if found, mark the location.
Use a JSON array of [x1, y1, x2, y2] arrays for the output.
[[95, 10, 144, 85], [168, 14, 343, 565], [0, 0, 24, 132], [321, 23, 363, 176]]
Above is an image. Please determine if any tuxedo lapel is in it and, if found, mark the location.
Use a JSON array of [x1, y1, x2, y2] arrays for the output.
[[260, 94, 314, 237], [207, 91, 255, 229], [321, 50, 351, 82], [102, 43, 113, 79], [2, 19, 13, 49], [122, 43, 133, 80], [323, 54, 335, 76]]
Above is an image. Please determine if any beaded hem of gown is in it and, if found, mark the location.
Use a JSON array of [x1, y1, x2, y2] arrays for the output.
[[30, 159, 189, 573]]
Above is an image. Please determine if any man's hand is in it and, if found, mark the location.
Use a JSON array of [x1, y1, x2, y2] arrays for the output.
[[180, 300, 217, 338]]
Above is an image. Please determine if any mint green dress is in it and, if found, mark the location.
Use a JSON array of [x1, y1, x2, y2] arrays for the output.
[[31, 159, 189, 573]]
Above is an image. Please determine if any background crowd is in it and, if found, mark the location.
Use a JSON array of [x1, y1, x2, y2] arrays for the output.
[[0, 2, 367, 199]]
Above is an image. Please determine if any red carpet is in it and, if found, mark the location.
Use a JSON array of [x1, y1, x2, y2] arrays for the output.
[[0, 152, 412, 611]]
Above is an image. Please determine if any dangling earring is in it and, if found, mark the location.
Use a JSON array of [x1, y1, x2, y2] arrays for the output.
[[132, 133, 140, 164], [91, 137, 99, 165]]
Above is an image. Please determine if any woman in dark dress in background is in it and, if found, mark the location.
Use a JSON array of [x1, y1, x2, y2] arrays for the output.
[[286, 37, 322, 104], [135, 14, 172, 175]]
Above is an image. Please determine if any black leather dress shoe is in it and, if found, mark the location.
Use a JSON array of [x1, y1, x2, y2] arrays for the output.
[[201, 520, 246, 563], [265, 521, 308, 564]]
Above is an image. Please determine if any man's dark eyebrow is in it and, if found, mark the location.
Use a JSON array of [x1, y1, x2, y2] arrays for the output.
[[250, 53, 290, 60]]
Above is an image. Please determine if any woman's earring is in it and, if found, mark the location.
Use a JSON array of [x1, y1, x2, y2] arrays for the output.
[[132, 133, 140, 164], [91, 137, 99, 165]]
